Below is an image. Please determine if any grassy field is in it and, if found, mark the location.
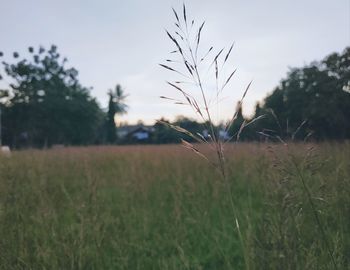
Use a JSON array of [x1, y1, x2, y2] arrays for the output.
[[0, 143, 349, 269]]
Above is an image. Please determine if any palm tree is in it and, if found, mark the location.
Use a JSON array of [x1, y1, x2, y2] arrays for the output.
[[106, 84, 128, 143], [113, 84, 128, 115]]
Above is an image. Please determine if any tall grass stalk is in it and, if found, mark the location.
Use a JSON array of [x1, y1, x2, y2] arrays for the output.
[[260, 129, 339, 269], [160, 4, 254, 268], [0, 144, 348, 268], [289, 148, 338, 269]]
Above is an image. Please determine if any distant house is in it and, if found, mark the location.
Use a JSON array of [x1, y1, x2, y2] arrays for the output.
[[117, 124, 155, 141], [218, 129, 230, 140], [202, 129, 230, 141]]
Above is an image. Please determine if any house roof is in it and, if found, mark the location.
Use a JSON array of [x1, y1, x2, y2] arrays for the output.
[[117, 124, 154, 135]]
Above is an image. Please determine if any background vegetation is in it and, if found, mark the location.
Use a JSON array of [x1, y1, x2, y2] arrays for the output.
[[0, 4, 348, 270], [1, 46, 349, 148], [0, 144, 348, 269], [250, 47, 350, 141], [0, 46, 128, 148]]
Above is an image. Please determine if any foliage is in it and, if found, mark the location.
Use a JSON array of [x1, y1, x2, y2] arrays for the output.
[[0, 45, 103, 148], [152, 118, 179, 144], [151, 116, 205, 144], [0, 144, 348, 269], [254, 47, 350, 141], [106, 84, 128, 144]]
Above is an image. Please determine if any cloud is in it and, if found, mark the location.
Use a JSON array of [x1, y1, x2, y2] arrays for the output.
[[0, 0, 348, 124]]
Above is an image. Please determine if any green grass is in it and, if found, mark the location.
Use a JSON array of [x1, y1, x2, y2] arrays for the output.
[[0, 143, 349, 269]]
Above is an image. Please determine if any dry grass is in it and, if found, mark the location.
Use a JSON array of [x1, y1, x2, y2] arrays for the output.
[[0, 143, 348, 269]]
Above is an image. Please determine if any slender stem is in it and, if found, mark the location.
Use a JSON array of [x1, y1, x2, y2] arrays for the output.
[[186, 37, 218, 146], [169, 13, 249, 267], [181, 24, 219, 156], [221, 163, 250, 270], [290, 155, 338, 270], [0, 105, 2, 147]]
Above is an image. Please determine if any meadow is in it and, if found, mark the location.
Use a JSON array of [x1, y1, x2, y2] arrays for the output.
[[0, 143, 349, 269]]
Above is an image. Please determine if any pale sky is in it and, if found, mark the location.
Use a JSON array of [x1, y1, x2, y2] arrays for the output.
[[0, 0, 349, 124]]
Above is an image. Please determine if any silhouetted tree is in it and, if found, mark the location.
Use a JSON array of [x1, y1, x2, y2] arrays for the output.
[[254, 47, 350, 140], [0, 45, 103, 148], [227, 102, 245, 140], [173, 116, 204, 142], [106, 84, 128, 143], [152, 118, 180, 144]]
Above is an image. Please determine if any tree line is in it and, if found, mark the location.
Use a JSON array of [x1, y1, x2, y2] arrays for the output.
[[0, 45, 349, 148], [153, 47, 350, 143], [0, 45, 127, 148], [251, 46, 350, 141]]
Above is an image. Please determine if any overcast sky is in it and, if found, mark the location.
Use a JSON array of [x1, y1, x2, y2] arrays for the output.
[[0, 0, 349, 124]]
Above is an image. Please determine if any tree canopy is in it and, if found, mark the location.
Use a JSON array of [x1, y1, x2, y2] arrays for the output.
[[0, 45, 104, 148], [0, 46, 348, 147], [251, 47, 350, 141], [106, 84, 128, 144]]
